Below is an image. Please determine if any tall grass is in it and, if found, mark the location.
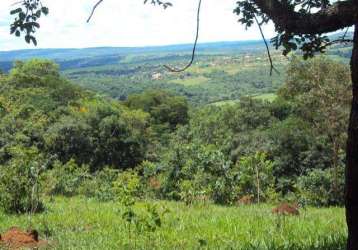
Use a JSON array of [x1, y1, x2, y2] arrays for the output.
[[0, 197, 347, 249]]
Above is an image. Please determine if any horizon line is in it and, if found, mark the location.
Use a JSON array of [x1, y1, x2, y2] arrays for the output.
[[0, 39, 266, 53]]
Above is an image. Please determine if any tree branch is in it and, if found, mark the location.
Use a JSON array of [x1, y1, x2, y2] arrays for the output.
[[254, 15, 279, 76], [163, 0, 202, 72], [87, 0, 104, 23], [253, 0, 358, 34], [325, 39, 354, 47]]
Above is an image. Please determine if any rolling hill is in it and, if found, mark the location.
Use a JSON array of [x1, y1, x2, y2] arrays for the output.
[[0, 38, 351, 105]]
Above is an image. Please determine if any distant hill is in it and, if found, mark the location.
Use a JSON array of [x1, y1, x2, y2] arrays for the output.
[[0, 40, 266, 72], [0, 35, 351, 106], [0, 31, 352, 72]]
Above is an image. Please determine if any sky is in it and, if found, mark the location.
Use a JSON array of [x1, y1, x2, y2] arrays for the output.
[[0, 0, 276, 51]]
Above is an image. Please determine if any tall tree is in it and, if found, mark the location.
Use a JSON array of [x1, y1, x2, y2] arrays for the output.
[[7, 0, 358, 248], [233, 2, 358, 248], [280, 56, 351, 201]]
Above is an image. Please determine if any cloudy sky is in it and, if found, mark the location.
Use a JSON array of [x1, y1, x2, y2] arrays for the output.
[[0, 0, 275, 51]]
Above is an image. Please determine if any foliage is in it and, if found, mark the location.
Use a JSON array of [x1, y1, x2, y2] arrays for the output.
[[45, 98, 150, 171], [156, 56, 350, 205], [234, 0, 346, 58], [84, 167, 120, 201], [0, 146, 45, 214], [297, 168, 345, 206], [126, 90, 189, 131], [0, 55, 351, 209], [113, 170, 142, 202], [0, 59, 152, 173], [10, 0, 49, 46], [42, 159, 90, 197], [237, 152, 275, 203]]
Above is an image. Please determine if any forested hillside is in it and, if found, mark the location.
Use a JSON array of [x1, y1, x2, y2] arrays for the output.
[[0, 38, 353, 248], [0, 55, 351, 248], [0, 39, 351, 106], [0, 55, 350, 207]]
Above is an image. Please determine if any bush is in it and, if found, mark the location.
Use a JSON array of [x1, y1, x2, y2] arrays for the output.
[[161, 140, 239, 204], [236, 152, 275, 204], [42, 159, 90, 196], [296, 168, 344, 206], [137, 161, 163, 199], [89, 167, 119, 201], [113, 170, 142, 201], [78, 168, 141, 202], [0, 146, 45, 214]]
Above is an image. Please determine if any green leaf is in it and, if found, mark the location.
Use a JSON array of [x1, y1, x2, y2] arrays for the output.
[[41, 7, 49, 15], [25, 35, 31, 44], [10, 8, 22, 15], [30, 36, 38, 46]]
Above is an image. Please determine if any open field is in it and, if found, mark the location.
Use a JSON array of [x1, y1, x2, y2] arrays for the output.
[[210, 93, 277, 106], [253, 93, 277, 102], [169, 76, 210, 86], [0, 197, 347, 250]]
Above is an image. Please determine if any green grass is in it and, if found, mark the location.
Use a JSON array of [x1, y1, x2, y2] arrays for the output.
[[210, 93, 277, 106], [210, 100, 239, 106], [168, 76, 210, 86], [253, 93, 277, 102], [186, 64, 241, 75], [0, 197, 347, 249]]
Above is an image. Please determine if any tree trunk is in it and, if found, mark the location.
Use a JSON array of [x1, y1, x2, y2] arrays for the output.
[[255, 164, 260, 204], [332, 138, 339, 201], [346, 23, 358, 250]]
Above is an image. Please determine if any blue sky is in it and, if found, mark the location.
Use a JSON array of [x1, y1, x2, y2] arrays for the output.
[[0, 0, 275, 51]]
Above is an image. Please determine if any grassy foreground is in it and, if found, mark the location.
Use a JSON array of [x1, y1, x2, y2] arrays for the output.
[[0, 197, 347, 250]]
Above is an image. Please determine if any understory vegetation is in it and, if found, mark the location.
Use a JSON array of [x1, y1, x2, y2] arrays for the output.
[[0, 54, 351, 248]]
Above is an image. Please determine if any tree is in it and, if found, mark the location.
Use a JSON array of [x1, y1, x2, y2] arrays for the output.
[[280, 56, 351, 201], [231, 5, 358, 246], [125, 90, 189, 131], [8, 0, 358, 248], [238, 152, 274, 204]]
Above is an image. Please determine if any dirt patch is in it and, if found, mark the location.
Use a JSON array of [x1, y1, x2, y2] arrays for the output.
[[237, 195, 254, 205], [0, 227, 48, 249], [272, 203, 300, 216]]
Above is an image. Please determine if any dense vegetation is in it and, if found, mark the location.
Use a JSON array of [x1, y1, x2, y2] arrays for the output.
[[0, 54, 351, 248]]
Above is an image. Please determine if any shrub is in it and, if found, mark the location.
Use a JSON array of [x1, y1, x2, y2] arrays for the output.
[[42, 159, 90, 196], [236, 152, 275, 203], [0, 146, 45, 214], [296, 167, 344, 206], [79, 168, 141, 202], [113, 170, 142, 201], [90, 167, 119, 201], [161, 141, 237, 204], [137, 161, 163, 199]]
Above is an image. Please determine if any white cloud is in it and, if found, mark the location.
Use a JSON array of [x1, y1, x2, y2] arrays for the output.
[[0, 0, 275, 51]]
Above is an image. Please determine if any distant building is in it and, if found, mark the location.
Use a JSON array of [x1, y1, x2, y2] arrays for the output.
[[151, 72, 162, 80]]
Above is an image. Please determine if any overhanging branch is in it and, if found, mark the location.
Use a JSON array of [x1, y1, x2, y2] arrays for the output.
[[253, 0, 358, 34], [163, 0, 202, 72], [254, 15, 279, 76], [87, 0, 104, 23]]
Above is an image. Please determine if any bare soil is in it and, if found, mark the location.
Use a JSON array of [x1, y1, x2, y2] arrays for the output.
[[0, 227, 48, 249], [272, 203, 300, 216]]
